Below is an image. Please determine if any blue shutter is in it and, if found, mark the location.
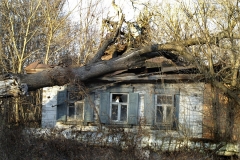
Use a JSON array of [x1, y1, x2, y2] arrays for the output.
[[100, 92, 110, 124], [173, 94, 180, 129], [84, 93, 94, 124], [128, 93, 139, 125], [144, 93, 155, 125], [57, 89, 67, 121]]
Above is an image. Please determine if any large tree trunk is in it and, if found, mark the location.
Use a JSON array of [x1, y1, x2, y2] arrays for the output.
[[0, 11, 240, 105], [0, 41, 240, 108]]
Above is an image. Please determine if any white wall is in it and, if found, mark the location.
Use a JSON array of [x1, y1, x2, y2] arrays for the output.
[[178, 83, 204, 138], [41, 86, 66, 128], [41, 83, 205, 138]]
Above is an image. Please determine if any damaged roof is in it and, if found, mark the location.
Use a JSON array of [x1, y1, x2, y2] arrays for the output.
[[96, 56, 202, 82]]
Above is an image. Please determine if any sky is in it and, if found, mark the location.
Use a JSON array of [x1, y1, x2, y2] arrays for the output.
[[65, 0, 194, 23], [65, 0, 155, 22]]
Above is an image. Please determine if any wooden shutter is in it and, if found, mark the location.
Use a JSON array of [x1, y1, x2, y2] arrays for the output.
[[75, 102, 84, 120], [57, 90, 67, 121], [173, 94, 180, 129], [128, 93, 139, 125], [84, 93, 94, 124], [144, 93, 155, 125], [100, 92, 110, 124]]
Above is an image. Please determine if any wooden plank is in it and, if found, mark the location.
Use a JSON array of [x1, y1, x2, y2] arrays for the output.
[[84, 94, 95, 123], [144, 93, 155, 125], [100, 92, 110, 124], [25, 69, 48, 74], [98, 74, 203, 81], [104, 69, 128, 77], [161, 65, 196, 72], [25, 61, 39, 70], [128, 93, 139, 125]]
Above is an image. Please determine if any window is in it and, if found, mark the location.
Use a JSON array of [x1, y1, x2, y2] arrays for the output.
[[66, 88, 85, 122], [155, 94, 174, 127], [56, 88, 94, 125], [67, 101, 84, 121], [110, 93, 128, 122], [100, 92, 138, 125]]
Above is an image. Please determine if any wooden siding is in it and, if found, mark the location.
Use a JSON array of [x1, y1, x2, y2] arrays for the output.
[[42, 83, 206, 138], [41, 86, 67, 127]]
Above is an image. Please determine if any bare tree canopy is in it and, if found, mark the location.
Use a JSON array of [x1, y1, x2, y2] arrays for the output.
[[1, 0, 240, 107]]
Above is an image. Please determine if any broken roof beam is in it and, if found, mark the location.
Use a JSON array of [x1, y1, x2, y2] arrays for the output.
[[98, 74, 204, 81], [161, 65, 196, 73]]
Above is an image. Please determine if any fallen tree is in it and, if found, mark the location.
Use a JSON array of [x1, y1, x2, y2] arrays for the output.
[[1, 32, 240, 105], [0, 1, 239, 105], [1, 0, 240, 142]]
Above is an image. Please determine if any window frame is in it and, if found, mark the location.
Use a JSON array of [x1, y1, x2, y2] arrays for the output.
[[110, 93, 129, 123], [66, 88, 85, 122], [67, 101, 84, 122], [155, 94, 175, 128]]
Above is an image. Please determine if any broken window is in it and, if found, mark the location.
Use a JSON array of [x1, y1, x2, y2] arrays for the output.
[[110, 93, 128, 122], [155, 94, 174, 127], [66, 87, 85, 122], [67, 101, 84, 121]]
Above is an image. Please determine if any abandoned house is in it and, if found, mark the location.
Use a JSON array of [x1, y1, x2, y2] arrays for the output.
[[39, 56, 212, 139]]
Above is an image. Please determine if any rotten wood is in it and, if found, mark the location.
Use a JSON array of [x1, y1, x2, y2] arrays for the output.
[[0, 75, 28, 97]]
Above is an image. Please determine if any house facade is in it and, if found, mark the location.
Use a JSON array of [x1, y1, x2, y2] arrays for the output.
[[38, 57, 240, 156], [42, 81, 205, 138]]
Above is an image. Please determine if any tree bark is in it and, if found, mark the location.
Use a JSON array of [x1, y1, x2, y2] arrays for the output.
[[0, 31, 240, 106]]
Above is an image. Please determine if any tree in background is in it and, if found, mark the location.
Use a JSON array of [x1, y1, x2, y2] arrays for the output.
[[0, 0, 79, 124], [0, 0, 77, 72], [150, 0, 240, 141]]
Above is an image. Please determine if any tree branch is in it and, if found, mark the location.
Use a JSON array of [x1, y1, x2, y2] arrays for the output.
[[212, 81, 240, 106], [88, 0, 124, 64], [1, 29, 240, 103]]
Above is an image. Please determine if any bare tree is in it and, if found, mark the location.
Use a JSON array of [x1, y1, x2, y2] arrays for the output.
[[150, 0, 240, 141], [0, 0, 77, 71], [0, 0, 43, 73], [41, 0, 76, 65], [0, 0, 76, 124]]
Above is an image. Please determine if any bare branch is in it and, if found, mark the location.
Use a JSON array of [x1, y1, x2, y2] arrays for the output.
[[88, 0, 124, 64]]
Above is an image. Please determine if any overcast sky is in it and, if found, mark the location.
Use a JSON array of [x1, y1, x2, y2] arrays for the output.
[[65, 0, 193, 22], [65, 0, 154, 22]]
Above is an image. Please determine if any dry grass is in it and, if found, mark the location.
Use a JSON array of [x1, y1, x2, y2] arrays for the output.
[[0, 125, 238, 160]]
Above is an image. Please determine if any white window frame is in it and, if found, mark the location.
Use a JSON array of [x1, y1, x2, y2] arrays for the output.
[[67, 101, 84, 121], [155, 94, 174, 126], [110, 93, 128, 123]]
